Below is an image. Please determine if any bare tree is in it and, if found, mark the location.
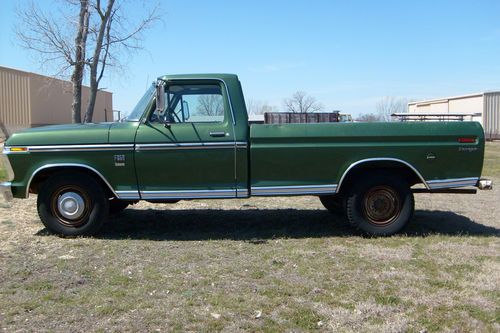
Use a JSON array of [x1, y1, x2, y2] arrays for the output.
[[17, 0, 160, 124], [83, 0, 159, 122], [197, 95, 224, 116], [83, 0, 115, 123], [356, 113, 382, 122], [17, 0, 90, 123], [375, 96, 409, 122], [246, 99, 278, 114], [283, 91, 323, 113]]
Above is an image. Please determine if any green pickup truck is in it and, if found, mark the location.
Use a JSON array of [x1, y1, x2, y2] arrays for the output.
[[0, 74, 493, 236]]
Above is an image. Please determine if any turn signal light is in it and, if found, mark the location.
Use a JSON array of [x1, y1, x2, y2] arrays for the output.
[[9, 147, 28, 152], [458, 137, 476, 143]]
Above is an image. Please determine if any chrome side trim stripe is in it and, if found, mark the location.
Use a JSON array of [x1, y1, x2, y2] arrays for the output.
[[136, 141, 247, 151], [115, 190, 141, 200], [6, 142, 248, 154], [427, 177, 479, 189], [5, 144, 134, 154], [136, 142, 232, 151], [235, 142, 248, 149], [236, 188, 249, 198], [140, 189, 236, 199], [251, 184, 337, 196]]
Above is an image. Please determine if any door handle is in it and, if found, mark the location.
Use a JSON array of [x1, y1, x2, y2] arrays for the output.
[[209, 131, 226, 137]]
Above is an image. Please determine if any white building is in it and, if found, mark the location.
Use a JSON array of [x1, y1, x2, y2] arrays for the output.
[[408, 91, 500, 140]]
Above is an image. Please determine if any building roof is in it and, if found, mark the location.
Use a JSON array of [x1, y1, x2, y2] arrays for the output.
[[408, 90, 500, 106], [0, 65, 111, 94]]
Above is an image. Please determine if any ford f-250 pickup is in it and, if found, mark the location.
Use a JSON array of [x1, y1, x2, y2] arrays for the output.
[[0, 74, 493, 236]]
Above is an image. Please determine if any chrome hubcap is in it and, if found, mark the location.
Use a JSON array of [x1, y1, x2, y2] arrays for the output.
[[57, 192, 85, 220]]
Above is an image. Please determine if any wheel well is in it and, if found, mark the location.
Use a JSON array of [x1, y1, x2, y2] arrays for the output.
[[337, 160, 425, 195], [29, 166, 116, 198]]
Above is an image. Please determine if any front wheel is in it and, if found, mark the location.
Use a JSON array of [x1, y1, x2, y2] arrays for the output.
[[37, 172, 109, 236], [345, 173, 414, 236]]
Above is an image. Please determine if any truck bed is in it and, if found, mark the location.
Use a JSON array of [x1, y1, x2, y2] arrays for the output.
[[249, 121, 484, 194]]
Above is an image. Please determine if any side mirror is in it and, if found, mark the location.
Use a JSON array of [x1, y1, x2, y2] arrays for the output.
[[182, 100, 190, 121], [155, 80, 165, 113]]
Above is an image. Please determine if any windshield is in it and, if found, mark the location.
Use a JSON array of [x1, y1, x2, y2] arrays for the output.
[[126, 85, 155, 121]]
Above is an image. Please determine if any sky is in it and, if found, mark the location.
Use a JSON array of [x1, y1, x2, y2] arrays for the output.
[[1, 0, 500, 117]]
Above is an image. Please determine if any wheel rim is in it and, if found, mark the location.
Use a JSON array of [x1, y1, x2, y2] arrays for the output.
[[362, 186, 401, 226], [51, 185, 91, 227]]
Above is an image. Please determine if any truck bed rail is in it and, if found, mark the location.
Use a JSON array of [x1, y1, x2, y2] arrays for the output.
[[392, 112, 482, 122]]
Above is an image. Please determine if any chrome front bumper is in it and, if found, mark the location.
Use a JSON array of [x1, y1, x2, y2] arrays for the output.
[[0, 181, 13, 201], [478, 178, 493, 190]]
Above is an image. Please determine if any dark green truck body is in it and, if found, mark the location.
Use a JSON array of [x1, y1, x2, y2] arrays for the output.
[[0, 74, 491, 236]]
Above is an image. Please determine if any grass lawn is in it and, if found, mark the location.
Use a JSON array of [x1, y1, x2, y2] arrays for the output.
[[0, 143, 498, 332], [484, 141, 500, 178]]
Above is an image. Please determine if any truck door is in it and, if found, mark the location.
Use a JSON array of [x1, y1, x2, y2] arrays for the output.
[[134, 80, 237, 199]]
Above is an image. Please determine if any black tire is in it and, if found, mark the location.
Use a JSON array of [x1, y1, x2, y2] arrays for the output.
[[345, 173, 414, 236], [319, 195, 344, 214], [37, 171, 109, 236], [109, 199, 130, 215]]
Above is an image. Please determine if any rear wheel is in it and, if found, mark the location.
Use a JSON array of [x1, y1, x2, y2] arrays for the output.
[[345, 173, 414, 236], [37, 172, 108, 236]]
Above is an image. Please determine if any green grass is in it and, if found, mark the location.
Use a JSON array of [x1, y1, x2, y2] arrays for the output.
[[484, 141, 500, 177]]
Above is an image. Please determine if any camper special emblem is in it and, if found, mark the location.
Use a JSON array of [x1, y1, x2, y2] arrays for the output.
[[459, 147, 478, 153]]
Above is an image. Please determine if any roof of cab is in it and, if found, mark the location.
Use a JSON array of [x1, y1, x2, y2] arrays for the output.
[[158, 73, 239, 81]]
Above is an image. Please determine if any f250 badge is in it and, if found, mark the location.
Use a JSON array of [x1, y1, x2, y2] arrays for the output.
[[114, 154, 126, 166]]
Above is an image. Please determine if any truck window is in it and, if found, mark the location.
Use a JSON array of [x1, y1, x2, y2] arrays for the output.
[[126, 85, 154, 121], [152, 84, 225, 123]]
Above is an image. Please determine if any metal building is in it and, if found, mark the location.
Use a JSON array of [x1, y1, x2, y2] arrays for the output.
[[408, 91, 500, 140], [0, 66, 113, 135]]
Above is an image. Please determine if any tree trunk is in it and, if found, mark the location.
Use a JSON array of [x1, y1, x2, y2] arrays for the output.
[[71, 75, 83, 123], [84, 0, 115, 123], [85, 83, 98, 123], [70, 0, 90, 123]]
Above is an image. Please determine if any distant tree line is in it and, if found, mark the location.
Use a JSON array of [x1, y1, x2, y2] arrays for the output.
[[246, 91, 410, 123]]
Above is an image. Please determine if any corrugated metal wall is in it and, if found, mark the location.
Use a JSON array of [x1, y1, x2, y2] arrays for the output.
[[484, 92, 500, 140], [0, 66, 113, 134], [0, 68, 30, 126]]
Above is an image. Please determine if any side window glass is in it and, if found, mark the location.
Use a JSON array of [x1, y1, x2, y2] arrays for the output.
[[151, 84, 225, 123], [183, 93, 224, 122]]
